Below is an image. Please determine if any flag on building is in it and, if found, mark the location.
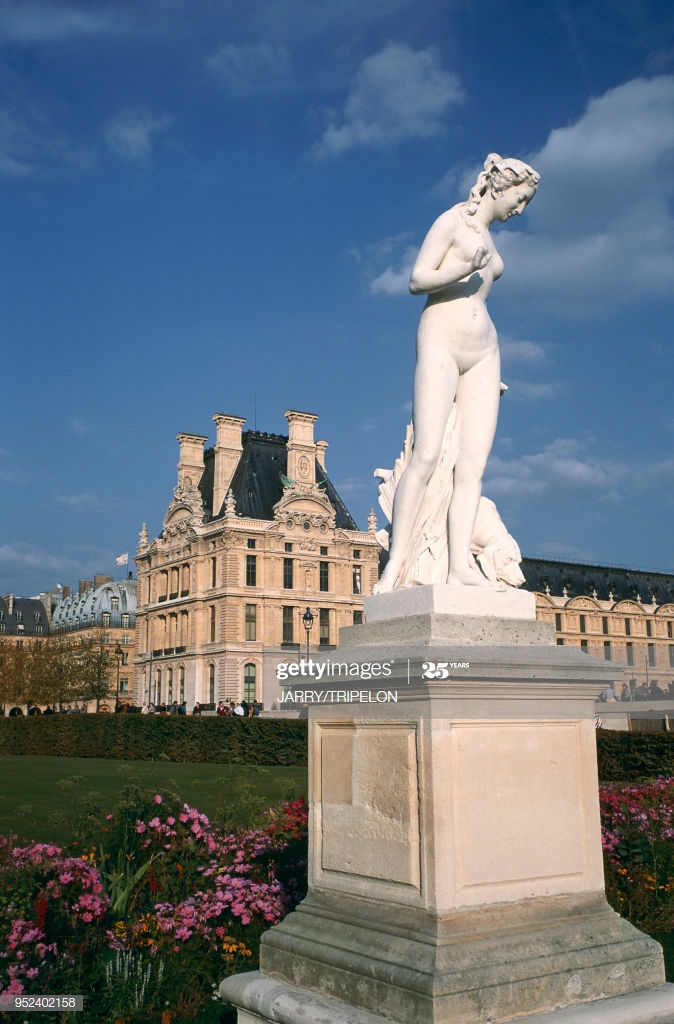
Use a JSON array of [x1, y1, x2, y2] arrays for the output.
[[116, 553, 129, 566]]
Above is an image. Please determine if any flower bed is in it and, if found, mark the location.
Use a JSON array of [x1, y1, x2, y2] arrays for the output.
[[0, 791, 308, 1023], [601, 777, 674, 940]]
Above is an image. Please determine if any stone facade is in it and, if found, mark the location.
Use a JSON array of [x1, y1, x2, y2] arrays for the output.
[[522, 558, 674, 699], [133, 410, 380, 710], [50, 578, 137, 707]]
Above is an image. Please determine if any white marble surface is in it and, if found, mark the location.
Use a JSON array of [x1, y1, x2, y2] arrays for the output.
[[375, 153, 540, 595], [364, 581, 537, 621]]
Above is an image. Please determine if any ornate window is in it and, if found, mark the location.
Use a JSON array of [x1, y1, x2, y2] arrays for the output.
[[319, 608, 330, 646], [244, 663, 256, 703], [283, 558, 294, 590], [282, 607, 294, 644], [245, 604, 257, 641]]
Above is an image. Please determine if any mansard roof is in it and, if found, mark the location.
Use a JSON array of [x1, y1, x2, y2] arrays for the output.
[[204, 430, 359, 530], [521, 557, 674, 605], [51, 578, 137, 631], [0, 596, 48, 636]]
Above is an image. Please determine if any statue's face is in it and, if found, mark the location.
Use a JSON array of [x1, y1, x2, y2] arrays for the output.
[[492, 182, 537, 221]]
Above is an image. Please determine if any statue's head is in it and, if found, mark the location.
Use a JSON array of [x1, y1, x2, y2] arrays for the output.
[[467, 153, 540, 215]]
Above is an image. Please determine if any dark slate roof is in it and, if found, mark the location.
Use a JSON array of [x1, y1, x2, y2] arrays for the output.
[[521, 557, 674, 604], [203, 431, 359, 530], [51, 579, 137, 631], [0, 597, 49, 636]]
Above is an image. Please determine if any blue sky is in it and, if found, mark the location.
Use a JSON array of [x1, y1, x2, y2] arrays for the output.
[[1, 0, 674, 597]]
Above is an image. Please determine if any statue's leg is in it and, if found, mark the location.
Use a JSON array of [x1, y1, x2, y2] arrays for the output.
[[447, 352, 501, 587], [375, 345, 459, 593]]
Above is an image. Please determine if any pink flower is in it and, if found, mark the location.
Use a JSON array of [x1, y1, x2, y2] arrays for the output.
[[154, 794, 162, 804]]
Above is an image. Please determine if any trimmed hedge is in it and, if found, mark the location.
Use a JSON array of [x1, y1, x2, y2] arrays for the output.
[[0, 714, 307, 766], [3, 717, 672, 780], [596, 730, 674, 783]]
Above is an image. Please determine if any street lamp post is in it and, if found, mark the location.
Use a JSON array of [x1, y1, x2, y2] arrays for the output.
[[302, 607, 314, 662], [114, 644, 123, 712]]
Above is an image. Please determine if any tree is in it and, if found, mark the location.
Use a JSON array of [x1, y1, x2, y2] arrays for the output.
[[0, 633, 117, 710], [0, 641, 28, 712]]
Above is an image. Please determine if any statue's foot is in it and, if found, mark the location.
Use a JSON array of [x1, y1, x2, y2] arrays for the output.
[[447, 566, 506, 590], [373, 562, 400, 595]]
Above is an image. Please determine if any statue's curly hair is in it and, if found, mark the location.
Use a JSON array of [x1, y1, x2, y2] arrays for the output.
[[466, 153, 540, 216]]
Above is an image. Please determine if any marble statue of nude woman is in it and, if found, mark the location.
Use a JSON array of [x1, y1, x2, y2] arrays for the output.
[[374, 153, 540, 594]]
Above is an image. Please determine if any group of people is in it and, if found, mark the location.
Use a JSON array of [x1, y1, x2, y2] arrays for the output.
[[140, 701, 188, 715], [137, 699, 261, 716], [601, 682, 674, 702], [216, 699, 261, 717]]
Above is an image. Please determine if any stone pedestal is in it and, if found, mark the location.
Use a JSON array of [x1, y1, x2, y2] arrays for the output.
[[220, 588, 674, 1022]]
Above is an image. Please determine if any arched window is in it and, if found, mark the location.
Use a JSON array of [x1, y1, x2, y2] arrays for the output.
[[209, 664, 215, 704], [244, 663, 256, 704], [167, 668, 173, 703], [155, 669, 162, 705], [179, 666, 185, 703]]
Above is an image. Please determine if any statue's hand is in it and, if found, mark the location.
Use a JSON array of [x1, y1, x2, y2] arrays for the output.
[[471, 246, 492, 271]]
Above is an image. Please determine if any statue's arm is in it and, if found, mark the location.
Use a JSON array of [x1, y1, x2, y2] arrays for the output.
[[409, 209, 491, 296]]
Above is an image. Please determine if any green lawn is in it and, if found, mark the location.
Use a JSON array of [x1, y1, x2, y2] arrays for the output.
[[0, 755, 308, 846]]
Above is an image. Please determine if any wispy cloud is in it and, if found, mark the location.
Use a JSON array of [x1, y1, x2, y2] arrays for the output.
[[0, 88, 92, 178], [54, 493, 103, 508], [485, 438, 628, 502], [103, 108, 172, 164], [67, 416, 94, 437], [499, 337, 547, 364], [206, 42, 291, 95], [333, 476, 375, 497], [534, 540, 598, 563], [0, 3, 121, 43], [502, 380, 562, 401], [313, 43, 465, 159]]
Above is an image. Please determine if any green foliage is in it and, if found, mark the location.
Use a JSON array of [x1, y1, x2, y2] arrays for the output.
[[596, 731, 674, 783], [0, 714, 308, 765]]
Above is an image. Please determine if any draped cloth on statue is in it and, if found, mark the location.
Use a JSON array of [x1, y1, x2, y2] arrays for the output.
[[375, 403, 525, 589]]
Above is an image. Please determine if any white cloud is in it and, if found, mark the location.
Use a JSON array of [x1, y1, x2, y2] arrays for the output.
[[0, 3, 120, 42], [103, 108, 172, 163], [314, 43, 465, 159], [484, 438, 627, 502], [206, 42, 291, 95], [499, 337, 546, 364], [496, 75, 674, 316], [369, 246, 417, 295]]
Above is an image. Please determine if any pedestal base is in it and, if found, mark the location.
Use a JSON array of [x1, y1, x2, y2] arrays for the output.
[[220, 973, 674, 1024], [220, 596, 672, 1023]]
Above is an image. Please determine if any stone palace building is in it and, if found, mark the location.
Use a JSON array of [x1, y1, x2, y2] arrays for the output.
[[133, 410, 381, 710]]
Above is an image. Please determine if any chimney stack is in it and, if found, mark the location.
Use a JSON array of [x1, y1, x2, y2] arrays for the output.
[[315, 439, 328, 471], [212, 414, 246, 515], [284, 410, 318, 485], [176, 433, 208, 492]]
